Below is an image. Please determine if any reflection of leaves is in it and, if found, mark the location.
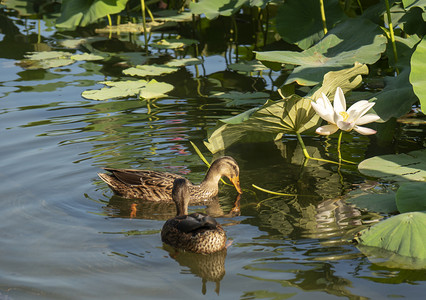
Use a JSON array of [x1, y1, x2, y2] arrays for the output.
[[256, 19, 386, 85], [355, 212, 426, 263], [358, 149, 426, 182], [210, 91, 269, 107]]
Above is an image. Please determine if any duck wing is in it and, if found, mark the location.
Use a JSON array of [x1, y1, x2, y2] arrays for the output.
[[103, 168, 183, 187], [176, 213, 218, 233]]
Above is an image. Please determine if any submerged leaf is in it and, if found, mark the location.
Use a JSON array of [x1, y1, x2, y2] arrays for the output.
[[355, 212, 426, 261]]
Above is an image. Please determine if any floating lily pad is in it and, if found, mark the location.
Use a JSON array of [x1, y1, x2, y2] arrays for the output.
[[210, 91, 269, 107], [256, 18, 387, 85], [150, 38, 199, 49], [123, 64, 179, 77], [82, 80, 148, 100], [165, 58, 203, 67], [396, 182, 426, 213], [355, 212, 426, 261], [19, 51, 74, 69], [410, 35, 426, 114], [358, 149, 426, 182], [139, 80, 174, 100], [228, 60, 268, 73], [70, 53, 104, 61]]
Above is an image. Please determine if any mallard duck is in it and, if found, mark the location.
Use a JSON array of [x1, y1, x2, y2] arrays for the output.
[[161, 178, 227, 254], [98, 156, 242, 202]]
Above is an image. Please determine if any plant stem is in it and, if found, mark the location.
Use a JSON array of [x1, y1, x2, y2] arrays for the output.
[[252, 184, 297, 196], [140, 0, 148, 53], [385, 0, 399, 74], [337, 130, 343, 164], [296, 132, 341, 165], [319, 0, 327, 35]]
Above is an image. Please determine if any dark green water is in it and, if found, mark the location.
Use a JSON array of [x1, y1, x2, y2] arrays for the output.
[[0, 16, 425, 300]]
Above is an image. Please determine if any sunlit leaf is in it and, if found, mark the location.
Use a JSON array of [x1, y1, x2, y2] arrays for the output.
[[70, 53, 104, 61], [150, 38, 199, 49], [396, 182, 426, 213], [153, 10, 194, 22], [123, 64, 179, 77], [165, 58, 203, 67], [81, 80, 148, 100], [410, 35, 426, 113], [358, 149, 426, 182], [139, 80, 174, 100], [355, 211, 426, 260], [56, 0, 128, 30], [256, 18, 387, 85]]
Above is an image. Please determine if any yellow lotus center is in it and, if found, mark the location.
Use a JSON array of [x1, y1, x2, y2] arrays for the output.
[[339, 111, 349, 121]]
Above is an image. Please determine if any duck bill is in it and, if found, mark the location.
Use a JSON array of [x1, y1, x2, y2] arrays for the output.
[[230, 176, 242, 194]]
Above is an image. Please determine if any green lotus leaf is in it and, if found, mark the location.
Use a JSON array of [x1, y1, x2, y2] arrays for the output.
[[123, 64, 179, 77], [56, 0, 128, 30], [71, 53, 104, 61], [403, 0, 426, 10], [410, 35, 426, 113], [210, 91, 269, 107], [189, 0, 248, 20], [165, 58, 203, 67], [228, 61, 268, 73], [345, 187, 397, 214], [25, 51, 72, 60], [81, 80, 148, 100], [355, 211, 426, 261], [276, 0, 346, 50], [150, 39, 199, 49], [358, 149, 426, 182], [256, 18, 387, 85], [139, 80, 174, 100], [396, 182, 426, 213], [153, 10, 193, 22]]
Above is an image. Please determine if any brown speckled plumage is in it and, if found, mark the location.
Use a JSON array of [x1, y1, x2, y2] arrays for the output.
[[98, 156, 241, 202], [161, 178, 227, 254]]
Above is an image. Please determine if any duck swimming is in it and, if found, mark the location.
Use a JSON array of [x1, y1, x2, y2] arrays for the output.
[[98, 156, 242, 202], [161, 178, 227, 254]]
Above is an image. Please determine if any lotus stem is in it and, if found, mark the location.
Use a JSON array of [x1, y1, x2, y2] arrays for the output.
[[384, 0, 399, 74], [319, 0, 327, 35], [296, 132, 342, 165], [337, 131, 357, 164], [252, 184, 297, 196]]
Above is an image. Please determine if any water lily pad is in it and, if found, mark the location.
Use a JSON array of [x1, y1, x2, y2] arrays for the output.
[[210, 91, 269, 107], [410, 35, 426, 113], [396, 182, 426, 213], [150, 39, 199, 50], [358, 149, 426, 182], [123, 64, 179, 77], [19, 51, 74, 69], [165, 58, 203, 67], [82, 80, 148, 100], [256, 18, 387, 85], [355, 211, 426, 260], [71, 53, 104, 61], [228, 61, 268, 73], [139, 80, 174, 100]]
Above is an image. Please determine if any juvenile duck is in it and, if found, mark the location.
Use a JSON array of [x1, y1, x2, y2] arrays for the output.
[[98, 156, 242, 202], [161, 178, 227, 254]]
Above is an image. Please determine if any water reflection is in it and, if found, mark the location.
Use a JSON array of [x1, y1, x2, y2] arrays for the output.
[[163, 246, 227, 295]]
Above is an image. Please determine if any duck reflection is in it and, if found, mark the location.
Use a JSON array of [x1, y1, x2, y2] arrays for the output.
[[104, 194, 241, 220], [163, 245, 227, 295]]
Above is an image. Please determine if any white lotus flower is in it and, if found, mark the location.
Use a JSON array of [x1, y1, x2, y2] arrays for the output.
[[311, 87, 380, 136]]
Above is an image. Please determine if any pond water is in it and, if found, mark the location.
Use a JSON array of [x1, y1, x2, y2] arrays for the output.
[[1, 16, 425, 300]]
